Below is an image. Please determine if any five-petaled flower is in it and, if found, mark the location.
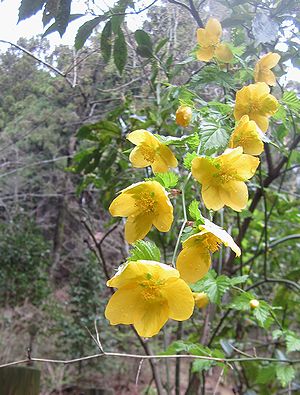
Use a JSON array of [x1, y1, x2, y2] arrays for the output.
[[196, 18, 233, 63], [109, 181, 173, 243], [191, 147, 259, 212], [176, 218, 241, 283], [254, 52, 280, 86], [105, 260, 195, 337], [229, 115, 264, 156], [127, 130, 178, 174], [234, 82, 279, 132], [176, 105, 193, 127]]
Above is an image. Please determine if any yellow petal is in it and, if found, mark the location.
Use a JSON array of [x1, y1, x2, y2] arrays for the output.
[[201, 218, 241, 256], [197, 28, 211, 47], [250, 114, 269, 132], [163, 278, 194, 320], [202, 184, 224, 211], [192, 156, 218, 184], [258, 52, 280, 69], [152, 145, 178, 174], [105, 286, 141, 325], [108, 260, 179, 288], [215, 43, 233, 63], [219, 181, 248, 212], [262, 95, 279, 115], [133, 300, 169, 337], [125, 213, 153, 244], [205, 18, 222, 43], [127, 130, 159, 147], [253, 82, 270, 97], [129, 146, 152, 168], [176, 246, 211, 284], [109, 192, 137, 217], [254, 69, 277, 86], [196, 46, 214, 62]]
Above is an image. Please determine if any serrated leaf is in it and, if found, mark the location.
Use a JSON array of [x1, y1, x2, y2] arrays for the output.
[[18, 0, 46, 22], [156, 133, 199, 149], [101, 20, 112, 63], [153, 172, 178, 189], [282, 91, 300, 112], [191, 65, 235, 90], [128, 240, 161, 262], [286, 331, 300, 353], [188, 200, 201, 222], [230, 292, 254, 310], [75, 16, 106, 50], [252, 300, 271, 327], [77, 121, 120, 141], [183, 151, 198, 170], [191, 270, 231, 304], [42, 14, 83, 37], [276, 365, 295, 387], [199, 121, 230, 153], [230, 275, 248, 286], [113, 28, 127, 74], [192, 359, 214, 372]]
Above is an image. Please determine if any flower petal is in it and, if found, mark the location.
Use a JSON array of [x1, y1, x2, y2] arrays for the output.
[[105, 286, 142, 325], [127, 130, 158, 147], [232, 154, 260, 180], [196, 46, 215, 62], [250, 114, 269, 132], [129, 146, 152, 168], [192, 156, 218, 184], [219, 181, 248, 212], [125, 213, 153, 244], [202, 184, 224, 211], [133, 300, 169, 337], [215, 43, 233, 63], [259, 52, 280, 69], [205, 18, 222, 43], [163, 278, 194, 320], [109, 192, 137, 217], [176, 246, 211, 284]]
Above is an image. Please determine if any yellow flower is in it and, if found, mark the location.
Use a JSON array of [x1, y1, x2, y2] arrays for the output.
[[109, 181, 173, 244], [196, 18, 233, 63], [229, 115, 264, 156], [176, 218, 241, 283], [234, 82, 279, 132], [192, 147, 259, 212], [254, 52, 280, 86], [176, 105, 192, 127], [127, 130, 178, 174], [193, 292, 209, 309], [105, 260, 195, 337]]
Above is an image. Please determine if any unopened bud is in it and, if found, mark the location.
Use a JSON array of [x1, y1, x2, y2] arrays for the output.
[[193, 292, 209, 309], [175, 106, 192, 127], [249, 299, 260, 309]]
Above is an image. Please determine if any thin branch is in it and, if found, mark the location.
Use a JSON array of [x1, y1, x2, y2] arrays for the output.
[[167, 0, 192, 13], [1, 352, 300, 369]]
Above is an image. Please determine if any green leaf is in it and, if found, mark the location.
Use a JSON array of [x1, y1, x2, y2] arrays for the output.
[[137, 45, 154, 58], [76, 121, 120, 141], [128, 240, 161, 262], [255, 365, 276, 385], [18, 0, 46, 22], [188, 200, 204, 224], [230, 275, 248, 286], [75, 16, 106, 50], [230, 292, 254, 310], [183, 151, 198, 170], [156, 133, 199, 149], [42, 14, 83, 37], [155, 37, 168, 54], [286, 331, 300, 353], [135, 30, 153, 50], [55, 0, 71, 37], [192, 359, 214, 372], [275, 365, 295, 387], [153, 172, 178, 189], [111, 14, 124, 34], [252, 300, 271, 327], [191, 271, 231, 304], [199, 121, 230, 153], [113, 28, 127, 74], [230, 293, 272, 327], [101, 20, 112, 63], [282, 91, 300, 112]]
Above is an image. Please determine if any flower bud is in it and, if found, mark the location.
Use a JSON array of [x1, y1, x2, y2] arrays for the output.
[[176, 105, 192, 127], [249, 299, 259, 309], [193, 292, 209, 309]]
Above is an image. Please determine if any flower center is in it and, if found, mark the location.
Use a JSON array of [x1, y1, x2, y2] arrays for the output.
[[216, 171, 235, 184], [140, 145, 156, 163], [139, 276, 164, 301], [135, 192, 157, 214], [202, 234, 221, 253], [249, 102, 261, 113]]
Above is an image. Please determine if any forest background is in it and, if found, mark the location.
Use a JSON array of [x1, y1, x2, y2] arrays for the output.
[[0, 0, 299, 394]]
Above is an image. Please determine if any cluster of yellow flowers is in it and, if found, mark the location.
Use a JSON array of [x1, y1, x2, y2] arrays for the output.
[[104, 18, 280, 337]]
